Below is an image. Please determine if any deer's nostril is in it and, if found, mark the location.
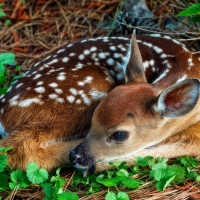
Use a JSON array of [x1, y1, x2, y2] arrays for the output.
[[69, 149, 79, 165]]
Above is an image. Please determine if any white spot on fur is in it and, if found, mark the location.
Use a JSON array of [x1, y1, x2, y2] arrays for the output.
[[153, 46, 163, 54], [67, 95, 75, 103], [39, 66, 45, 71], [80, 93, 91, 105], [76, 99, 81, 104], [172, 39, 180, 44], [47, 59, 58, 65], [18, 98, 41, 107], [113, 53, 121, 58], [16, 83, 23, 89], [143, 41, 153, 48], [43, 55, 51, 61], [154, 69, 170, 82], [55, 88, 63, 94], [110, 46, 116, 51], [72, 63, 84, 71], [176, 75, 187, 83], [57, 75, 65, 81], [69, 53, 75, 57], [33, 74, 42, 79], [62, 57, 69, 63], [143, 61, 149, 70], [163, 36, 171, 39], [49, 93, 58, 99], [79, 54, 85, 60], [56, 98, 64, 103], [90, 47, 97, 52], [106, 58, 115, 66], [67, 44, 73, 47], [34, 87, 45, 93], [49, 82, 58, 88], [149, 34, 161, 37], [90, 90, 107, 100], [37, 81, 43, 86], [161, 54, 167, 58], [34, 62, 40, 67], [78, 76, 93, 86], [48, 69, 55, 73], [188, 58, 194, 67], [57, 49, 65, 54], [149, 60, 154, 66], [69, 88, 78, 95], [9, 95, 20, 106], [83, 50, 90, 55], [98, 52, 106, 59]]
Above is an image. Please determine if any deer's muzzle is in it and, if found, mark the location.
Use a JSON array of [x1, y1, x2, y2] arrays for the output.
[[69, 143, 95, 176]]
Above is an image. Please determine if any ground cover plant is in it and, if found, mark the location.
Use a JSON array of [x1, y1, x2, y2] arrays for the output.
[[0, 0, 200, 199], [1, 146, 200, 199]]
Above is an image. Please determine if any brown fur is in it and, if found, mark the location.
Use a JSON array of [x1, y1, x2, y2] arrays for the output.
[[1, 34, 200, 171], [69, 33, 200, 174]]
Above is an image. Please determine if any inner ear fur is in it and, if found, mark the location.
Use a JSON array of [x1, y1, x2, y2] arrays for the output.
[[153, 79, 200, 118]]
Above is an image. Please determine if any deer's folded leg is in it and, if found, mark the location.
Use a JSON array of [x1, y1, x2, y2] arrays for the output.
[[0, 129, 83, 171]]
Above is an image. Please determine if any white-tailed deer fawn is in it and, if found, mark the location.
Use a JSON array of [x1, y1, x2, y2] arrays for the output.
[[0, 31, 200, 173], [69, 32, 200, 176]]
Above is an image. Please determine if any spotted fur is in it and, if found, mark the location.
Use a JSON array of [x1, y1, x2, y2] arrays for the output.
[[0, 34, 199, 171]]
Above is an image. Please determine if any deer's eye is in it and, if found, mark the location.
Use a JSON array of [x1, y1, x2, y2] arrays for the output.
[[111, 131, 127, 141]]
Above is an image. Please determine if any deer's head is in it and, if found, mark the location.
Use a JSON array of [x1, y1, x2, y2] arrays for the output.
[[69, 31, 200, 176]]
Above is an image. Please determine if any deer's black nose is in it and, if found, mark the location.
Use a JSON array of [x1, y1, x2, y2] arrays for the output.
[[69, 149, 79, 165]]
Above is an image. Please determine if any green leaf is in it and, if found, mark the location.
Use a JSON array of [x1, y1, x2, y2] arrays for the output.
[[57, 191, 79, 200], [96, 176, 122, 187], [106, 170, 115, 178], [136, 156, 154, 167], [156, 175, 176, 191], [105, 191, 117, 200], [0, 174, 8, 192], [41, 182, 54, 200], [54, 177, 66, 195], [0, 88, 8, 94], [116, 168, 129, 177], [9, 170, 30, 190], [177, 3, 200, 16], [109, 161, 127, 169], [0, 75, 6, 85], [87, 182, 101, 194], [0, 155, 8, 172], [189, 15, 200, 22], [26, 162, 49, 184], [117, 191, 130, 200], [150, 162, 167, 179], [0, 52, 15, 65], [4, 19, 11, 26], [0, 146, 12, 154], [0, 63, 5, 74], [196, 175, 200, 182], [178, 156, 199, 168], [186, 171, 198, 180], [0, 11, 6, 18], [121, 177, 140, 189], [72, 172, 88, 186]]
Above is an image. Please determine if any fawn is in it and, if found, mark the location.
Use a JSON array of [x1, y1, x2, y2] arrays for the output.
[[69, 32, 200, 176], [0, 31, 200, 174]]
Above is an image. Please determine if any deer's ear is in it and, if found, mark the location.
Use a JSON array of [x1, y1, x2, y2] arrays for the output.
[[153, 79, 200, 118], [125, 30, 146, 83]]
